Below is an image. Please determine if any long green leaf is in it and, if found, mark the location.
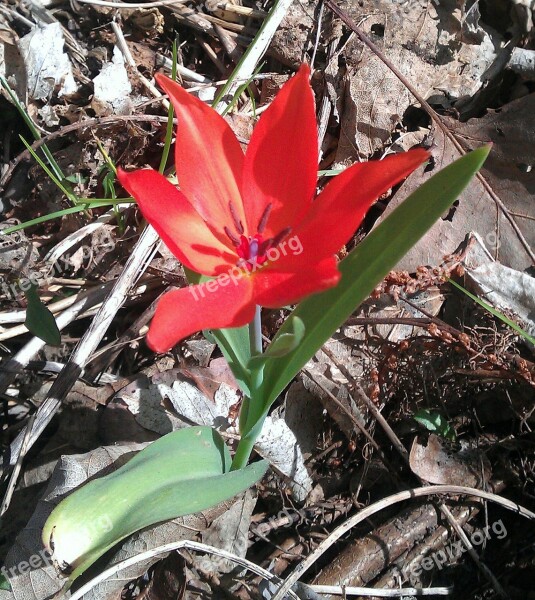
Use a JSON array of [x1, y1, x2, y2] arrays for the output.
[[0, 200, 133, 235], [42, 426, 267, 581], [255, 146, 491, 415], [210, 327, 252, 395]]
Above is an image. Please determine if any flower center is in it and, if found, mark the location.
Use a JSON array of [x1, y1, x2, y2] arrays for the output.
[[223, 201, 291, 272], [236, 234, 268, 271]]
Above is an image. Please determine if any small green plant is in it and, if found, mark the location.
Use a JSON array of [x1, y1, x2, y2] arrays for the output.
[[41, 63, 490, 585], [414, 409, 456, 441]]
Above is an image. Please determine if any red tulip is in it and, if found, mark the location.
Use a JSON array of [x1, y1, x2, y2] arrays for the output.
[[118, 65, 428, 352]]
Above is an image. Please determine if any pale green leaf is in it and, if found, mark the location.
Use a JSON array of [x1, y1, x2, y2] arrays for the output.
[[42, 426, 267, 581]]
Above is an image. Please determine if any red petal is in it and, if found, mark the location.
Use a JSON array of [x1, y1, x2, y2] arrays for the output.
[[241, 64, 318, 237], [280, 149, 429, 267], [118, 168, 237, 276], [147, 277, 255, 352], [252, 256, 340, 307], [155, 73, 246, 235]]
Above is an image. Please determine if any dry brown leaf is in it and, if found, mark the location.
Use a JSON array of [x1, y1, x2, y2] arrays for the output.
[[380, 124, 534, 272], [447, 93, 535, 260], [409, 434, 492, 487], [334, 0, 499, 161]]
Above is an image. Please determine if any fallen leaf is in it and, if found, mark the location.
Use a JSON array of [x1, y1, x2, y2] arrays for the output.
[[380, 125, 534, 272], [409, 434, 491, 486]]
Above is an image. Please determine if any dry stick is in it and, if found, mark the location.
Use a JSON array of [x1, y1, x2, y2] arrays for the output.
[[73, 0, 189, 8], [156, 53, 215, 83], [321, 346, 508, 599], [0, 228, 160, 480], [205, 0, 267, 20], [67, 540, 299, 600], [111, 20, 169, 110], [0, 289, 107, 325], [323, 0, 535, 265], [214, 23, 244, 64], [271, 485, 535, 600], [169, 2, 250, 42], [197, 37, 229, 75], [0, 412, 36, 516]]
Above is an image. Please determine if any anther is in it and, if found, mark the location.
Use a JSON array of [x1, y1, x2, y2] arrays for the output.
[[257, 203, 273, 234], [271, 227, 292, 247], [224, 226, 241, 246], [258, 238, 273, 256], [229, 201, 244, 234]]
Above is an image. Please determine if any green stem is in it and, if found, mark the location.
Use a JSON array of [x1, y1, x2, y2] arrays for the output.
[[249, 305, 262, 355], [230, 433, 256, 472], [231, 306, 263, 471]]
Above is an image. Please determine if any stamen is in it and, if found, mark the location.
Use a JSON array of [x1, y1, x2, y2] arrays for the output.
[[229, 201, 244, 234], [271, 227, 292, 247], [258, 238, 273, 256], [224, 226, 241, 246], [257, 203, 273, 234]]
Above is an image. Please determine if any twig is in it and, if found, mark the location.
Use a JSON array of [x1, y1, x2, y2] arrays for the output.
[[214, 23, 243, 64], [111, 19, 169, 109], [72, 0, 188, 8], [67, 540, 300, 600], [309, 584, 452, 596], [205, 1, 267, 20], [310, 0, 325, 70], [156, 54, 214, 83], [323, 0, 535, 265], [270, 484, 535, 600], [197, 37, 228, 74]]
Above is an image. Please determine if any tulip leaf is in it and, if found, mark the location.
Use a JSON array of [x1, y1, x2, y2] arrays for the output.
[[256, 146, 491, 412], [210, 326, 253, 395], [248, 316, 305, 370], [24, 284, 61, 346], [42, 426, 268, 582]]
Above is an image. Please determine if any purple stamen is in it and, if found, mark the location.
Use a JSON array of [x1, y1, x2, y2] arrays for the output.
[[257, 203, 273, 234]]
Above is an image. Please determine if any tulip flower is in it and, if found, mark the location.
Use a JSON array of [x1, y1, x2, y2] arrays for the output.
[[118, 65, 428, 352]]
